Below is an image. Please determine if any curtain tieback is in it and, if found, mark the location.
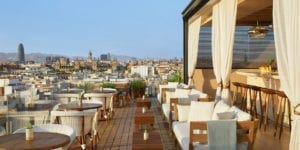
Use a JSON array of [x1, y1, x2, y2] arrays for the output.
[[295, 104, 300, 115], [217, 82, 222, 87], [223, 83, 230, 89]]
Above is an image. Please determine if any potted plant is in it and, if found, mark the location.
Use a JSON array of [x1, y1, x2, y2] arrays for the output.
[[26, 122, 34, 141], [167, 71, 182, 83], [130, 79, 145, 98]]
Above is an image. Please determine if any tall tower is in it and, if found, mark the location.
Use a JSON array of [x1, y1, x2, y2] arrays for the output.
[[87, 51, 93, 62], [17, 43, 25, 63]]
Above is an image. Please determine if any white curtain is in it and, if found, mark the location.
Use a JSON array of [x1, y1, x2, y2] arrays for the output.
[[273, 0, 300, 149], [187, 16, 202, 87], [212, 0, 237, 103]]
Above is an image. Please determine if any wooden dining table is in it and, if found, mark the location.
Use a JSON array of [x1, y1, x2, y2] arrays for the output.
[[0, 132, 70, 150]]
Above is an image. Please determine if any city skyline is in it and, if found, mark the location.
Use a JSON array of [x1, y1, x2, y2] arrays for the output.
[[0, 0, 190, 59]]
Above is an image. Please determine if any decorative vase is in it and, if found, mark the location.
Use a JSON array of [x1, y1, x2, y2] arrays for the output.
[[26, 128, 34, 141], [143, 131, 149, 140]]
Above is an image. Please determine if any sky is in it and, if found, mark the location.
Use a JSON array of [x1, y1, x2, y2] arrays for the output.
[[0, 0, 191, 59]]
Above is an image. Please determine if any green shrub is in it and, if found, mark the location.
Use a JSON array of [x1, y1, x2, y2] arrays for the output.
[[130, 79, 144, 89], [102, 82, 116, 89], [167, 74, 182, 83], [78, 83, 95, 93]]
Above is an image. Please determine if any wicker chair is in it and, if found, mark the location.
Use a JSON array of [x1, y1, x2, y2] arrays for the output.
[[8, 110, 50, 133], [84, 93, 114, 122], [51, 109, 96, 149]]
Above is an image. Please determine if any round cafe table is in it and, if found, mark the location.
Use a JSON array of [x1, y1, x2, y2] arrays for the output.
[[0, 132, 70, 150]]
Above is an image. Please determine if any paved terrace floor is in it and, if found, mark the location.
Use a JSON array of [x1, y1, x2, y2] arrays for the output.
[[70, 97, 290, 150]]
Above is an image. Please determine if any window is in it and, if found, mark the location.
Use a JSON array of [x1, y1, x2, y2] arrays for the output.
[[196, 26, 276, 69]]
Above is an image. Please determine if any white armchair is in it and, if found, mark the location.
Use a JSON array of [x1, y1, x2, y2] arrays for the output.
[[84, 93, 114, 121], [162, 89, 191, 121], [8, 110, 50, 133], [51, 109, 96, 148]]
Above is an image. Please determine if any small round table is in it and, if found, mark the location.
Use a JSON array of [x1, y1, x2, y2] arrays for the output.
[[0, 132, 70, 150]]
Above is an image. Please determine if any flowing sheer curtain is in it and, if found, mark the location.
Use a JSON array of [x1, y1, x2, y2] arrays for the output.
[[273, 0, 300, 149], [212, 0, 237, 103], [187, 16, 202, 87]]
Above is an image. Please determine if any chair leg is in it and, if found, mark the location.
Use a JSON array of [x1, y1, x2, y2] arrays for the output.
[[273, 98, 282, 137], [259, 91, 263, 129], [287, 100, 292, 131], [264, 94, 269, 131]]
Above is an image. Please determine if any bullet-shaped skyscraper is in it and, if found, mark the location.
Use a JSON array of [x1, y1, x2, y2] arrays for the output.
[[17, 43, 25, 63]]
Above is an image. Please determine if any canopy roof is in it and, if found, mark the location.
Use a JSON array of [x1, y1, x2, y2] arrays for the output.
[[182, 0, 272, 26]]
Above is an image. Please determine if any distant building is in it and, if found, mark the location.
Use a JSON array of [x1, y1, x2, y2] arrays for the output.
[[17, 43, 25, 63], [100, 53, 111, 61], [131, 65, 149, 78], [87, 51, 93, 62]]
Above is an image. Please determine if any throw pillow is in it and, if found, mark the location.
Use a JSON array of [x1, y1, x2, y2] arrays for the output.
[[230, 106, 251, 121], [188, 101, 215, 122], [177, 105, 191, 122], [212, 100, 230, 120]]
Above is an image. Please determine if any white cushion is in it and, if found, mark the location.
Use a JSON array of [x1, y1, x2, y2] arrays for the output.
[[174, 89, 191, 98], [172, 121, 189, 150], [157, 93, 162, 104], [177, 105, 191, 122], [189, 101, 215, 122], [177, 83, 189, 89], [168, 82, 179, 88], [165, 91, 176, 104], [162, 103, 170, 120], [230, 106, 251, 121], [212, 100, 230, 120], [190, 89, 208, 98]]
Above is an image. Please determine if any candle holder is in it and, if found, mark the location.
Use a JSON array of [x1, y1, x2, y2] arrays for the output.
[[143, 129, 149, 141], [142, 107, 146, 113], [25, 123, 34, 141], [142, 95, 145, 100]]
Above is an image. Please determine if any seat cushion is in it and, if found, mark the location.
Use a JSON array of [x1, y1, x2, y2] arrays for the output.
[[168, 82, 179, 88], [173, 121, 189, 150], [157, 93, 161, 104], [190, 89, 208, 98], [174, 89, 191, 98], [162, 103, 170, 120], [189, 101, 215, 122]]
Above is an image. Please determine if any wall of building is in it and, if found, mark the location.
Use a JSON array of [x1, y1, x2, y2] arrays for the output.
[[192, 68, 250, 98]]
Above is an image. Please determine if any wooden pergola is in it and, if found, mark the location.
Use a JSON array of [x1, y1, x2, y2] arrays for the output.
[[182, 0, 273, 83]]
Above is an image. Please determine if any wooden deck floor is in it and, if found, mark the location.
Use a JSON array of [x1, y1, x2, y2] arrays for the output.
[[70, 97, 290, 150]]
